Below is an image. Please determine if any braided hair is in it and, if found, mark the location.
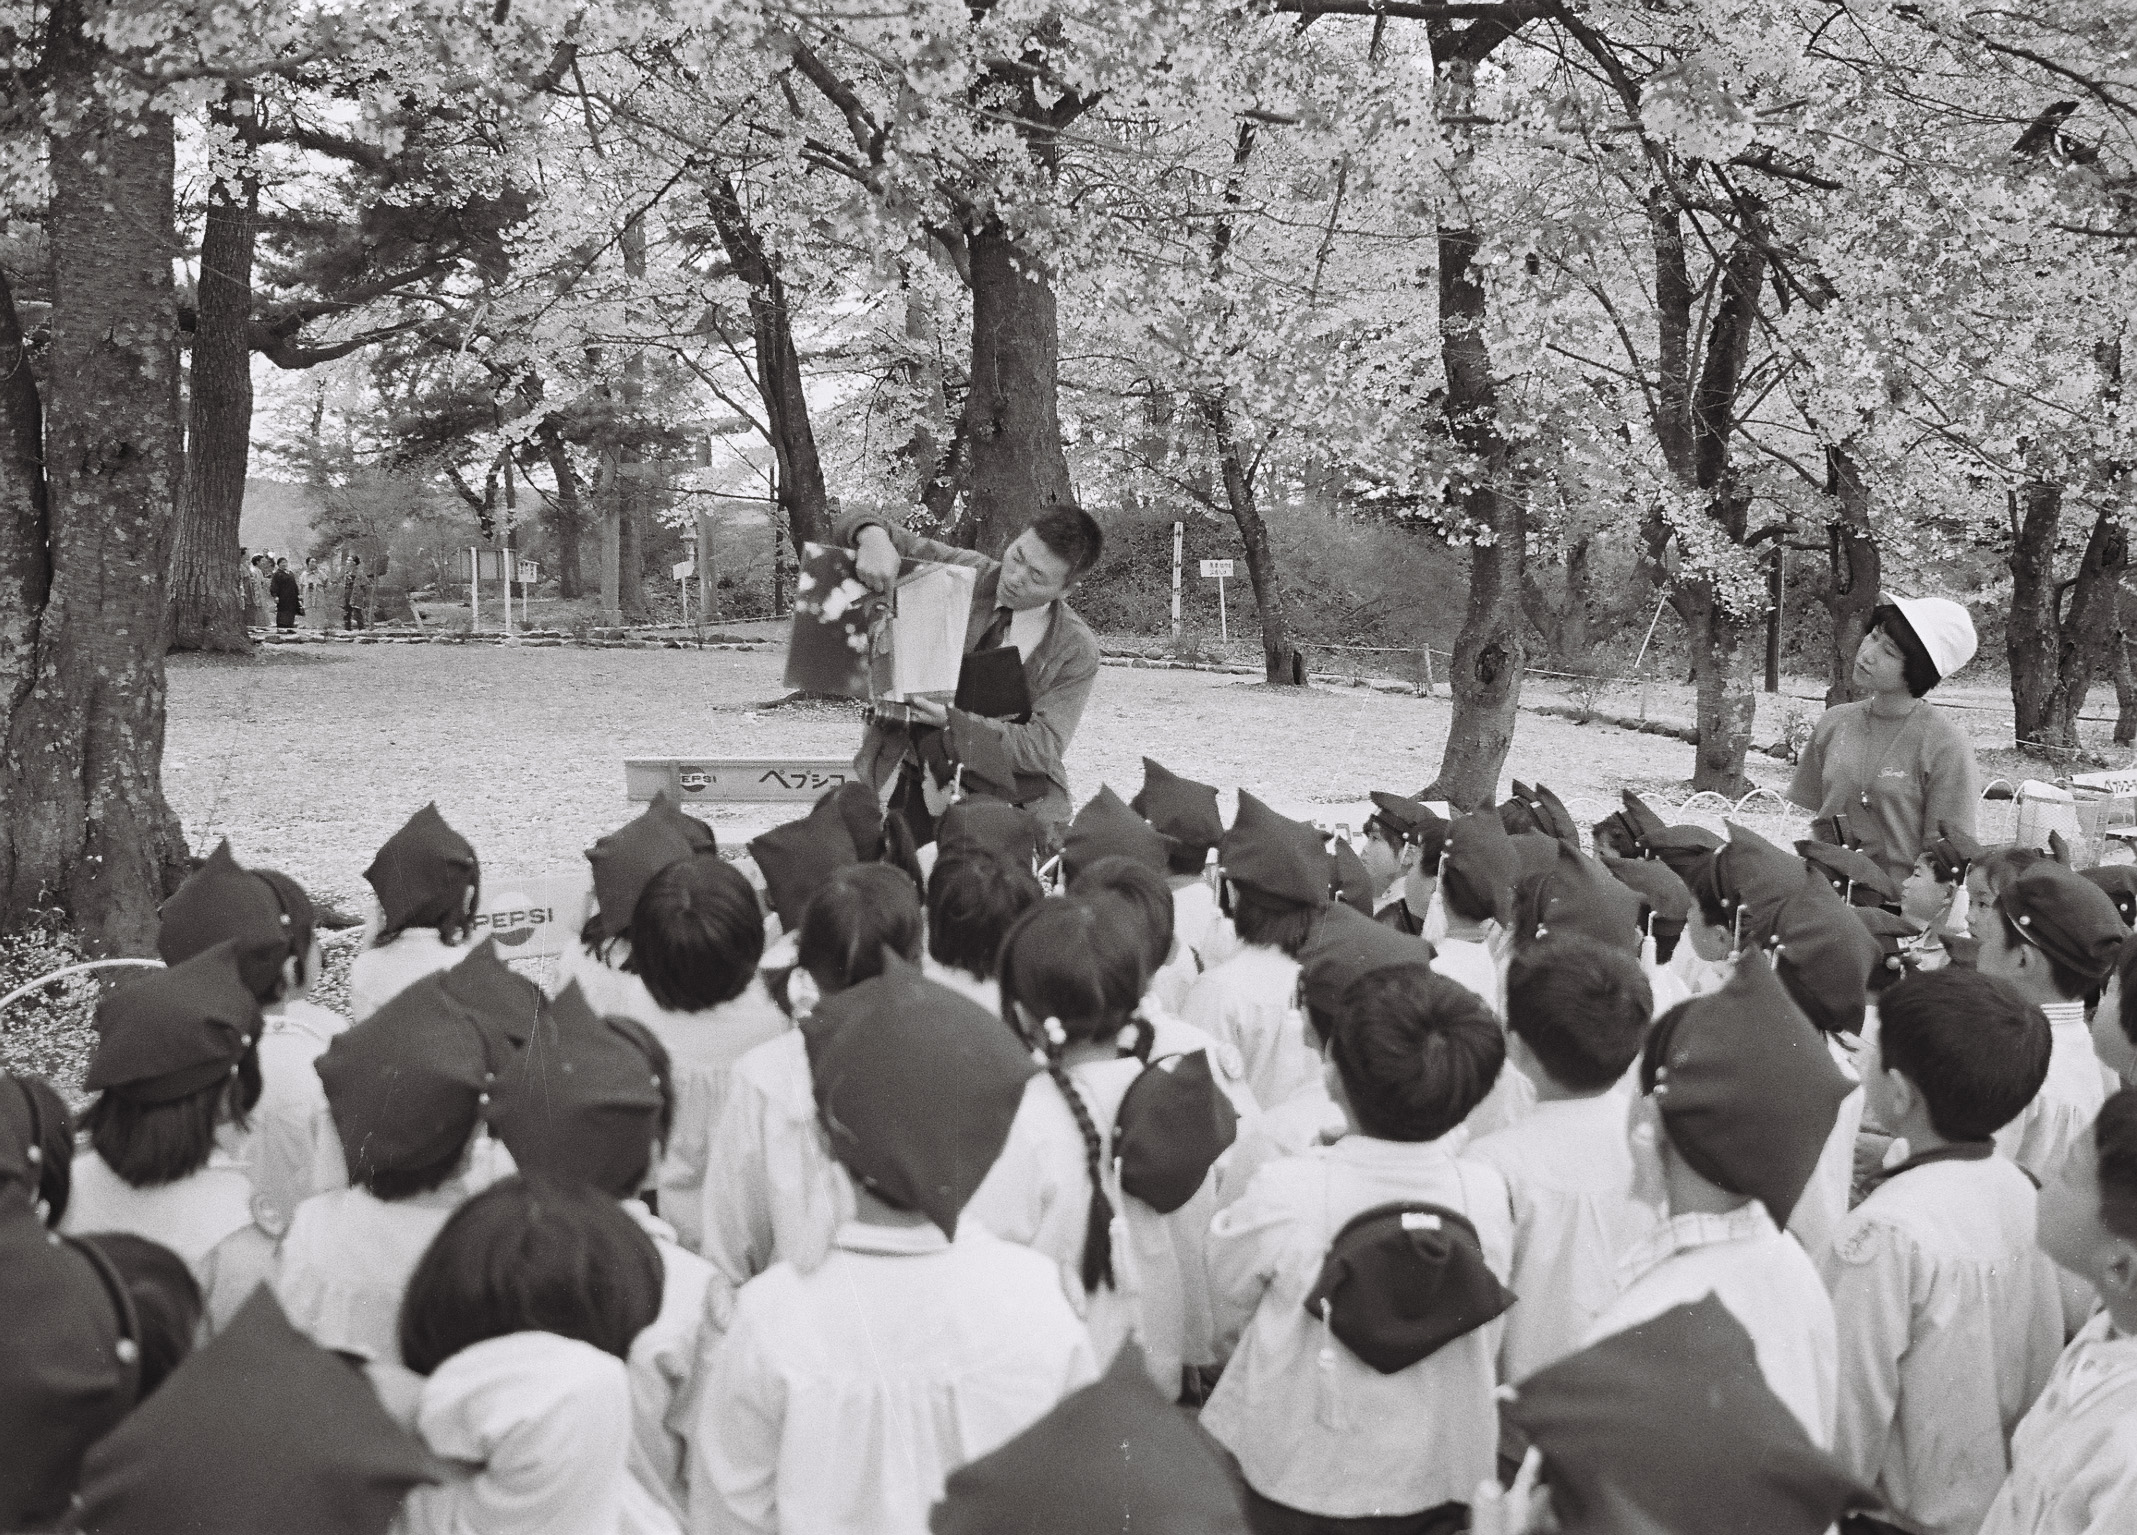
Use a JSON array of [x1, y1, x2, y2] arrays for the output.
[[997, 897, 1151, 1293]]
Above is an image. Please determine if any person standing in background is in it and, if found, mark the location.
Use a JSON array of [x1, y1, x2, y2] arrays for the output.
[[341, 553, 369, 631], [300, 557, 328, 630], [270, 559, 301, 631]]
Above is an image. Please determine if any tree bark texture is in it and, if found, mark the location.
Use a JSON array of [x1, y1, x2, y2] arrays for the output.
[[2009, 483, 2127, 754], [168, 108, 258, 655], [1818, 443, 1880, 709], [1197, 392, 1301, 684], [2114, 620, 2136, 747], [0, 269, 47, 725], [596, 456, 622, 625], [615, 216, 650, 624], [539, 421, 585, 599], [1422, 224, 1525, 811], [955, 224, 1075, 555], [1, 17, 189, 951], [706, 175, 830, 551]]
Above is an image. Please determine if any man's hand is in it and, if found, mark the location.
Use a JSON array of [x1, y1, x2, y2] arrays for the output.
[[903, 695, 949, 728], [855, 524, 902, 593]]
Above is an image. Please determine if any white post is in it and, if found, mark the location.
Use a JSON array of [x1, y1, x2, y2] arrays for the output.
[[502, 547, 516, 643], [1171, 521, 1183, 639], [469, 547, 479, 634], [1217, 573, 1228, 645], [522, 562, 531, 629]]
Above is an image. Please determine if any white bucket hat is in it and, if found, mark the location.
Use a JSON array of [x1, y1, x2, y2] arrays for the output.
[[1889, 596, 1978, 683]]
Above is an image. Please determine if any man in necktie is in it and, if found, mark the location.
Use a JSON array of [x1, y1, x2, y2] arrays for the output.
[[842, 504, 1105, 840]]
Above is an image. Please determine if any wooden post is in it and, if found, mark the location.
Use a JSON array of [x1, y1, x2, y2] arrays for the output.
[[1765, 545, 1781, 693], [1172, 521, 1183, 638], [468, 546, 479, 634]]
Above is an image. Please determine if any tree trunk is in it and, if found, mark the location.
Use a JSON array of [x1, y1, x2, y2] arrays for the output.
[[616, 216, 650, 625], [1819, 443, 1880, 708], [1, 13, 188, 951], [2042, 507, 2126, 750], [2008, 480, 2064, 751], [955, 223, 1075, 554], [0, 268, 47, 723], [539, 421, 585, 599], [2114, 622, 2136, 747], [1421, 224, 1525, 812], [1680, 586, 1759, 795], [1197, 392, 1300, 684], [596, 455, 622, 626], [167, 91, 257, 654], [706, 174, 830, 551]]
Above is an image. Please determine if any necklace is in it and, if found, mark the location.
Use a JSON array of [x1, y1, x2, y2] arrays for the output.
[[1856, 701, 1924, 809]]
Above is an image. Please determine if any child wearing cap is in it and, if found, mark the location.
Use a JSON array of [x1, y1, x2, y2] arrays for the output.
[[1977, 863, 2127, 1185], [925, 843, 1045, 1014], [1823, 970, 2065, 1535], [1467, 937, 1662, 1389], [60, 943, 278, 1334], [692, 962, 1097, 1535], [1898, 826, 1980, 971], [397, 1175, 673, 1535], [994, 896, 1236, 1395], [1131, 757, 1237, 973], [277, 970, 517, 1370], [1432, 812, 1516, 1016], [1203, 961, 1512, 1532], [2091, 937, 2137, 1089], [1061, 785, 1207, 1011], [1980, 1089, 2137, 1535], [71, 1287, 439, 1535], [1, 1076, 147, 1530], [156, 841, 342, 1236], [587, 851, 788, 1254], [348, 802, 481, 1022], [1068, 855, 1259, 1118], [486, 985, 713, 1528], [557, 791, 721, 1015], [1590, 953, 1850, 1448], [1184, 793, 1336, 1111], [1361, 792, 1447, 940]]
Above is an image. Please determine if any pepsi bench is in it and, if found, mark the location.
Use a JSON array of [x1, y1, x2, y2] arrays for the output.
[[624, 757, 856, 805]]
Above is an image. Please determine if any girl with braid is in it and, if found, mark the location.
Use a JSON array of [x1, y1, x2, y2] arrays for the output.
[[996, 896, 1232, 1398]]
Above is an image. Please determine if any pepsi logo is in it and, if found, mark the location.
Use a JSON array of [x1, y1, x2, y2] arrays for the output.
[[472, 893, 551, 947]]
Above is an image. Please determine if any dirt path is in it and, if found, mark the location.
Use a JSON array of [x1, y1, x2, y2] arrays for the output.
[[166, 639, 1800, 911]]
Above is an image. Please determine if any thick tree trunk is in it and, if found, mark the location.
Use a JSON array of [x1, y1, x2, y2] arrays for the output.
[[1422, 224, 1525, 811], [1819, 443, 1880, 708], [596, 455, 622, 626], [1197, 392, 1301, 685], [0, 269, 46, 721], [167, 93, 256, 654], [1680, 587, 1759, 795], [616, 217, 650, 625], [2042, 506, 2125, 751], [2008, 480, 2064, 750], [2114, 623, 2136, 747], [539, 421, 584, 599], [1, 17, 188, 950], [955, 223, 1075, 554], [706, 174, 830, 551]]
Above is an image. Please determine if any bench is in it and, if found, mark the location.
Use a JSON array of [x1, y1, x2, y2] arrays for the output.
[[624, 757, 857, 805]]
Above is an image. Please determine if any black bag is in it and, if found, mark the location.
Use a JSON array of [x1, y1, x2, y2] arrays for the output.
[[955, 645, 1034, 722], [1303, 1201, 1514, 1374], [1112, 1050, 1237, 1215]]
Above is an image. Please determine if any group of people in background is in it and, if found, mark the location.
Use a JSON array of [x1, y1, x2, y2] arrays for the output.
[[245, 550, 373, 632], [17, 583, 2137, 1535]]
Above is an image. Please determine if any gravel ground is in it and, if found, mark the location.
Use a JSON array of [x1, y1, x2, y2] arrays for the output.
[[160, 633, 1804, 916]]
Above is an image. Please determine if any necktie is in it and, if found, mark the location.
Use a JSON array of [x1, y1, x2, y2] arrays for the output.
[[975, 605, 1013, 652]]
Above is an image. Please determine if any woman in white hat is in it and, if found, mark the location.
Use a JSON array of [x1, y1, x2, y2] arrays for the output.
[[1788, 596, 1982, 884]]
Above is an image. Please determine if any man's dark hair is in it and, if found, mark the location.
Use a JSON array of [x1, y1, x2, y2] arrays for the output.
[[1872, 604, 1942, 697], [2096, 1089, 2137, 1243], [1505, 937, 1654, 1093], [1999, 910, 2093, 1002], [1029, 506, 1104, 580], [398, 1174, 665, 1376], [1330, 965, 1503, 1142], [1878, 969, 2052, 1141], [1227, 884, 1318, 957], [83, 1051, 262, 1190], [928, 847, 1044, 979], [629, 854, 764, 1014]]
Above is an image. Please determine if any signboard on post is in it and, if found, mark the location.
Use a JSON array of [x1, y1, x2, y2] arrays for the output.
[[625, 757, 855, 805], [1200, 559, 1235, 643]]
